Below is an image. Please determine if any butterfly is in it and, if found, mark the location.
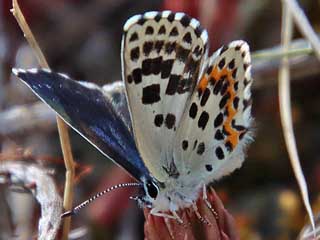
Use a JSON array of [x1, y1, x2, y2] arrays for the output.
[[12, 11, 253, 221]]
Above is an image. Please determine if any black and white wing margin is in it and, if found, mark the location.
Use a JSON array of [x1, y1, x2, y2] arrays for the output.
[[12, 68, 150, 181], [122, 11, 208, 181]]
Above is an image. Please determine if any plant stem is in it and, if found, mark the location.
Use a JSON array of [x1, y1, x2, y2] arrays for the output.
[[11, 1, 75, 239]]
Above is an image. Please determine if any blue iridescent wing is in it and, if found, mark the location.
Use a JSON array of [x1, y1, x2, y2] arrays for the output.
[[12, 68, 149, 181]]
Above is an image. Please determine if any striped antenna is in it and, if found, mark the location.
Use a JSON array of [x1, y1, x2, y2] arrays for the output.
[[61, 182, 142, 218]]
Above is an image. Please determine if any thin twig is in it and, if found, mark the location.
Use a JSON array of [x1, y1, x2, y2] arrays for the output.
[[283, 0, 320, 60], [252, 46, 313, 60], [279, 1, 315, 236], [11, 0, 75, 239], [252, 37, 319, 89]]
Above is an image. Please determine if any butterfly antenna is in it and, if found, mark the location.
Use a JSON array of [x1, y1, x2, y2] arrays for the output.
[[61, 182, 142, 218]]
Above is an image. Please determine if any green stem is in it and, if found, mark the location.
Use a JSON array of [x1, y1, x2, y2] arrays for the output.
[[252, 46, 313, 60]]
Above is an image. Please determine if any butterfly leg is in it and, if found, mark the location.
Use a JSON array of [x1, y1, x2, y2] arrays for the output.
[[192, 201, 210, 225], [171, 210, 184, 224], [202, 184, 218, 219], [129, 195, 151, 208], [150, 209, 184, 224], [150, 208, 177, 219]]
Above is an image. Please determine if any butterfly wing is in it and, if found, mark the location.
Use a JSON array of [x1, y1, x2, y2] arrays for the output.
[[12, 68, 150, 181], [174, 41, 253, 182], [101, 81, 132, 133], [122, 11, 208, 181]]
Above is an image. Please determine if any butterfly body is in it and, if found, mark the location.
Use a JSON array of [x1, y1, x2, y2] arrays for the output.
[[13, 11, 252, 219]]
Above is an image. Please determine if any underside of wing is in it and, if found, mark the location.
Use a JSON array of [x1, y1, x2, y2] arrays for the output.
[[122, 11, 208, 181], [101, 81, 132, 133], [12, 68, 149, 181], [174, 41, 253, 183]]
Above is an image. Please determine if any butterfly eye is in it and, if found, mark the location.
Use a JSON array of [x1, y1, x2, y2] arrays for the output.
[[146, 181, 159, 199]]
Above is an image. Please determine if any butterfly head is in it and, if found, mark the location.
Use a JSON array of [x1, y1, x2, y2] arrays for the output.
[[140, 177, 162, 207], [140, 175, 202, 214]]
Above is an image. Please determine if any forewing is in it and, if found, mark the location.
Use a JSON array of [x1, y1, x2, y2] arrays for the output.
[[174, 41, 253, 182], [12, 68, 149, 181], [122, 11, 208, 181]]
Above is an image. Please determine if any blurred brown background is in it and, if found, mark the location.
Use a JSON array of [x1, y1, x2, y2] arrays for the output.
[[1, 0, 320, 239]]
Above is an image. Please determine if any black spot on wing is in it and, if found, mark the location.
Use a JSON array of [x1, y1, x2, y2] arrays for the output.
[[200, 88, 210, 106], [206, 65, 213, 75], [154, 114, 164, 127], [154, 13, 162, 22], [158, 25, 166, 34], [176, 46, 190, 62], [182, 140, 188, 150], [145, 26, 154, 35], [193, 140, 198, 150], [214, 112, 224, 128], [189, 102, 198, 119], [232, 68, 238, 79], [198, 111, 209, 130], [233, 96, 240, 109], [130, 47, 140, 61], [205, 164, 213, 172], [182, 32, 192, 44], [180, 14, 191, 27], [161, 59, 174, 79], [142, 84, 160, 104], [195, 25, 204, 38], [152, 57, 162, 75], [127, 75, 133, 84], [165, 74, 180, 95], [167, 12, 175, 22], [141, 57, 163, 76], [213, 77, 225, 95], [143, 41, 154, 56], [142, 59, 152, 76], [132, 68, 142, 84], [218, 58, 226, 69], [165, 42, 176, 54], [220, 81, 229, 96], [219, 92, 230, 109], [193, 45, 202, 57], [137, 17, 146, 25], [197, 142, 205, 155], [129, 32, 138, 42], [165, 114, 176, 129], [215, 147, 224, 160], [228, 59, 235, 69], [169, 27, 179, 36], [234, 81, 239, 91], [214, 129, 224, 140], [155, 40, 164, 53]]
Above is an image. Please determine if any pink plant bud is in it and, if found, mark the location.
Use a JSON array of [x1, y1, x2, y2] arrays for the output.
[[144, 188, 239, 240]]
